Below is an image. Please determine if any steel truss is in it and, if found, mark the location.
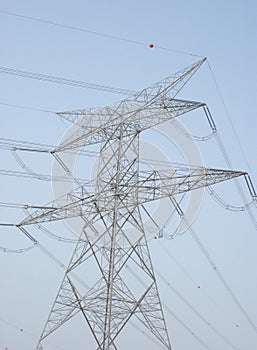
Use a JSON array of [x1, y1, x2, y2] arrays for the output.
[[17, 58, 247, 349]]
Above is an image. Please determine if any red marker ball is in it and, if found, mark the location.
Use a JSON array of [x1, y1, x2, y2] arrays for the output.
[[149, 43, 154, 48], [197, 285, 200, 289]]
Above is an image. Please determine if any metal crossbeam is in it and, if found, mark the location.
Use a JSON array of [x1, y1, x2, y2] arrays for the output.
[[55, 99, 204, 152]]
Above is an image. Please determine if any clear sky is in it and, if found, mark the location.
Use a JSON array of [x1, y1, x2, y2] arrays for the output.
[[0, 1, 256, 349]]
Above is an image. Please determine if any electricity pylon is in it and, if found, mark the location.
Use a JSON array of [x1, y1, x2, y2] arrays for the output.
[[18, 58, 247, 349]]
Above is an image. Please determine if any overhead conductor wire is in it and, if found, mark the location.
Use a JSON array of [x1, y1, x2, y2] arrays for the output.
[[126, 265, 212, 350], [166, 197, 257, 333], [0, 9, 204, 58], [0, 66, 135, 96], [155, 268, 240, 350]]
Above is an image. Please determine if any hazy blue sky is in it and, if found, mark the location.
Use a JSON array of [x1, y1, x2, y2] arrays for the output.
[[0, 1, 256, 349]]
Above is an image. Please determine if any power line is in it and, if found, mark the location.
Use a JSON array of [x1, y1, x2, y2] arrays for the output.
[[207, 186, 255, 212], [0, 66, 135, 95], [0, 169, 87, 183], [188, 225, 257, 332], [207, 60, 256, 183], [0, 201, 34, 209], [0, 317, 67, 350], [163, 304, 212, 350], [0, 137, 99, 160], [165, 192, 257, 333], [0, 137, 54, 152], [156, 267, 240, 350], [0, 101, 53, 113], [126, 265, 212, 350], [35, 224, 83, 244], [160, 202, 256, 333], [0, 9, 204, 58]]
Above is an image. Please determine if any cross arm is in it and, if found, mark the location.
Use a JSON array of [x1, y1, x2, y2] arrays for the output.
[[56, 58, 206, 127], [129, 167, 247, 204], [54, 59, 207, 152], [54, 98, 204, 152], [18, 187, 97, 226], [132, 58, 206, 103]]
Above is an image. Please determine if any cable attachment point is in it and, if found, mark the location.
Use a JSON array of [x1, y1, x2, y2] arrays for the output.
[[244, 174, 257, 199], [203, 105, 217, 132]]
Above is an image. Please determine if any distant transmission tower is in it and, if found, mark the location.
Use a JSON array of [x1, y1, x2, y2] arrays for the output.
[[18, 58, 247, 349]]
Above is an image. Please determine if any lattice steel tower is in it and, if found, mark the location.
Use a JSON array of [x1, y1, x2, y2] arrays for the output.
[[17, 58, 247, 349]]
